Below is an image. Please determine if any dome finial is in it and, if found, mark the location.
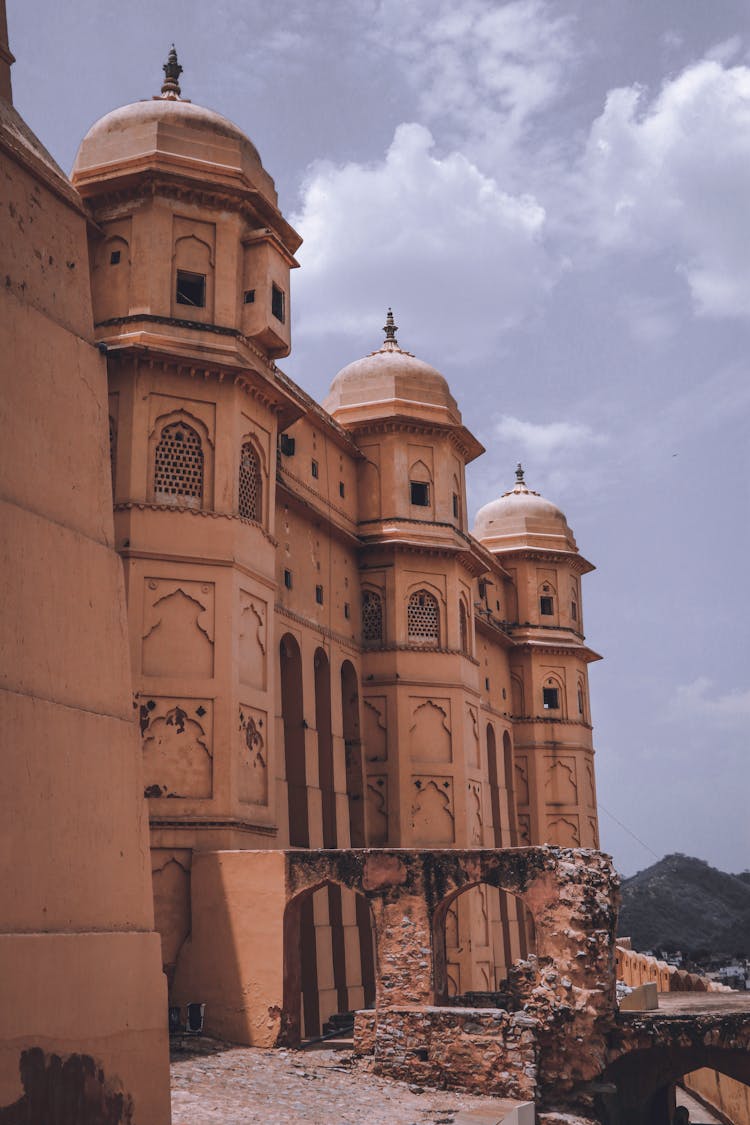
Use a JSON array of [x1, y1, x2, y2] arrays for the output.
[[160, 44, 183, 99], [515, 462, 525, 485], [382, 307, 399, 350]]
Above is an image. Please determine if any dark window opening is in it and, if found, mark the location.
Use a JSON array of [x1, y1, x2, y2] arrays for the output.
[[279, 434, 295, 456], [271, 283, 285, 322], [284, 569, 293, 590], [543, 687, 559, 710], [110, 250, 121, 265], [578, 688, 584, 715], [496, 600, 500, 610], [311, 459, 319, 479], [478, 579, 487, 600], [571, 601, 578, 621], [176, 270, 206, 308], [344, 602, 350, 619], [540, 595, 554, 616], [339, 481, 345, 498], [410, 481, 430, 507], [315, 584, 324, 605], [244, 289, 255, 304], [485, 677, 490, 691], [452, 492, 460, 519]]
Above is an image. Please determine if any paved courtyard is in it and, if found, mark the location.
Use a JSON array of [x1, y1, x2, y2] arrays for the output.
[[170, 1039, 523, 1125]]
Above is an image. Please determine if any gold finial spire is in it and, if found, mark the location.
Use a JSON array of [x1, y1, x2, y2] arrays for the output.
[[382, 308, 399, 350], [160, 44, 183, 98]]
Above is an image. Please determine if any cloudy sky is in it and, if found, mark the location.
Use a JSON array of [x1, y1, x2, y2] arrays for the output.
[[9, 0, 749, 877]]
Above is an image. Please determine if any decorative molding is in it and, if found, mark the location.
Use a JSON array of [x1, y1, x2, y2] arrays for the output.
[[149, 817, 278, 836]]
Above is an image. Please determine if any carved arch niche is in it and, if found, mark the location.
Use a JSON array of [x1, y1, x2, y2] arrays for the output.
[[142, 578, 214, 679], [93, 220, 132, 323], [358, 444, 381, 522], [410, 776, 454, 845], [546, 813, 580, 847], [151, 849, 191, 987], [172, 217, 216, 321], [464, 702, 480, 768], [410, 697, 452, 763], [239, 591, 267, 690], [363, 696, 387, 763], [544, 756, 578, 806], [238, 705, 268, 806], [141, 697, 213, 798], [366, 775, 388, 845]]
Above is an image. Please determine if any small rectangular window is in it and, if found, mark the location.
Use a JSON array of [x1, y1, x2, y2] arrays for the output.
[[571, 601, 578, 621], [284, 569, 293, 590], [478, 579, 487, 600], [110, 250, 121, 265], [311, 459, 319, 479], [452, 492, 460, 519], [339, 481, 345, 498], [344, 602, 350, 619], [485, 677, 490, 691], [271, 283, 285, 322], [540, 595, 554, 616], [543, 687, 559, 710], [315, 584, 324, 605], [279, 434, 295, 456], [410, 481, 430, 506], [244, 289, 255, 304], [176, 270, 206, 308]]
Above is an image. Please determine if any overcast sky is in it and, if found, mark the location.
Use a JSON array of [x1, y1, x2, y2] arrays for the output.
[[9, 0, 749, 878]]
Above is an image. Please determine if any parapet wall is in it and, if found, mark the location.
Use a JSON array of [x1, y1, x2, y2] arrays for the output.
[[616, 942, 733, 993]]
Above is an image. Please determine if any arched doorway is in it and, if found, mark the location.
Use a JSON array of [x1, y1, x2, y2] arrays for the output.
[[282, 881, 378, 1044], [435, 881, 536, 1006]]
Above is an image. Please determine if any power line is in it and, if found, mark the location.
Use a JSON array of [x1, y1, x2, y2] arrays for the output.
[[598, 800, 660, 862]]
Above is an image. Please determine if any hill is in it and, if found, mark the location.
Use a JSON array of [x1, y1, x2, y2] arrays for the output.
[[618, 853, 750, 958]]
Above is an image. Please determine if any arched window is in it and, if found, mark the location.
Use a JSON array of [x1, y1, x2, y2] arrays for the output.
[[153, 420, 204, 508], [407, 589, 440, 646], [239, 441, 262, 522], [459, 601, 469, 655], [362, 590, 383, 644]]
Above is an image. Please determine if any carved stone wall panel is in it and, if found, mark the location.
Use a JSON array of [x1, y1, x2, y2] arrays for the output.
[[465, 703, 480, 768], [585, 762, 597, 808], [544, 757, 578, 806], [366, 774, 388, 845], [142, 578, 214, 679], [517, 813, 531, 845], [410, 697, 452, 763], [588, 815, 600, 848], [363, 697, 388, 763], [239, 590, 267, 690], [238, 705, 268, 806], [546, 813, 580, 847], [467, 780, 484, 846], [514, 756, 530, 806], [140, 696, 213, 798], [410, 776, 454, 845]]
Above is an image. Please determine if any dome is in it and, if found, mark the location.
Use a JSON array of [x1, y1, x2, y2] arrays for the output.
[[323, 310, 462, 428], [473, 466, 578, 554], [71, 47, 277, 204]]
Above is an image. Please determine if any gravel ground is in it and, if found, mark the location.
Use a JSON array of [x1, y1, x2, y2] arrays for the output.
[[170, 1039, 519, 1125]]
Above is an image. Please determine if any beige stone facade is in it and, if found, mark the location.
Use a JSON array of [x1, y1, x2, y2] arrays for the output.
[[60, 55, 603, 1039]]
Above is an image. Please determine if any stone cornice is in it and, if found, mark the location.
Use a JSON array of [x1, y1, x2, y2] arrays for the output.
[[149, 817, 278, 836], [489, 546, 595, 576], [343, 415, 484, 465]]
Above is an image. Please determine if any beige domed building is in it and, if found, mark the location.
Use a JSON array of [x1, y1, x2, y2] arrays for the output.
[[3, 38, 602, 1070]]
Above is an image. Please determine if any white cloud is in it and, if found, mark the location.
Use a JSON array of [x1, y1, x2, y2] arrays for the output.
[[494, 415, 607, 462], [374, 0, 575, 154], [581, 60, 750, 318], [668, 677, 750, 728], [291, 123, 552, 358]]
